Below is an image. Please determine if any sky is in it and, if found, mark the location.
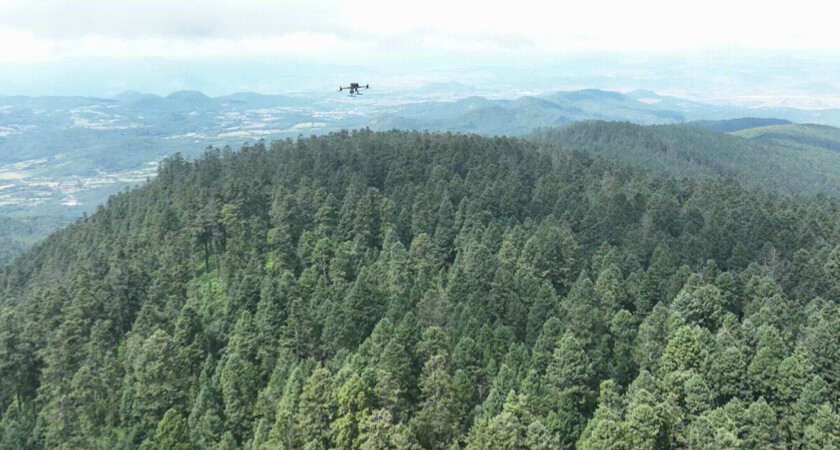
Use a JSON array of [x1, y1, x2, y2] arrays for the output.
[[2, 0, 840, 105]]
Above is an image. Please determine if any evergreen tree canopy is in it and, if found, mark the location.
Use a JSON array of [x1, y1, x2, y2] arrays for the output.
[[0, 129, 839, 448]]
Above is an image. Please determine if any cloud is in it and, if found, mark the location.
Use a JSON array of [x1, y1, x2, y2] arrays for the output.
[[0, 0, 839, 63], [0, 0, 342, 38], [0, 28, 55, 62], [0, 29, 372, 62]]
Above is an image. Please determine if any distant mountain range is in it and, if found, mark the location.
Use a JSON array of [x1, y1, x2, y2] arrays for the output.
[[368, 88, 840, 134], [367, 89, 688, 135]]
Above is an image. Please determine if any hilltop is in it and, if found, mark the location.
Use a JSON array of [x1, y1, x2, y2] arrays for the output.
[[1, 130, 839, 448]]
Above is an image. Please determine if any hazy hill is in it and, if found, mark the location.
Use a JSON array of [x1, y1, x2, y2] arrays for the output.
[[689, 117, 791, 132], [626, 89, 840, 125], [529, 120, 840, 195], [734, 122, 840, 153], [368, 96, 568, 135], [112, 90, 162, 103], [541, 89, 685, 123], [367, 90, 686, 135]]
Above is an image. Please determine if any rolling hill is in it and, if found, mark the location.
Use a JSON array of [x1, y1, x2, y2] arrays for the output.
[[733, 123, 840, 154], [367, 90, 687, 135], [689, 117, 791, 133], [528, 120, 840, 196]]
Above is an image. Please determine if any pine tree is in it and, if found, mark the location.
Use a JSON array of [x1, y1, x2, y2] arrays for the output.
[[413, 352, 459, 449], [124, 329, 188, 442], [296, 365, 337, 449], [141, 408, 192, 450], [803, 403, 840, 450], [520, 216, 580, 292], [544, 331, 595, 448], [219, 312, 262, 443], [609, 309, 637, 387], [188, 359, 225, 448], [743, 399, 784, 449], [577, 380, 626, 450], [331, 372, 374, 450]]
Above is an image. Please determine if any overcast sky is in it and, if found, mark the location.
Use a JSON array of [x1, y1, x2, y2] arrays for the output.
[[1, 0, 840, 101], [2, 0, 839, 61]]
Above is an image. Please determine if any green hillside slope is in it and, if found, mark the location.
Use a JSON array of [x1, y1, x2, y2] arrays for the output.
[[529, 121, 840, 195], [689, 117, 791, 133], [734, 123, 840, 153], [1, 130, 840, 449]]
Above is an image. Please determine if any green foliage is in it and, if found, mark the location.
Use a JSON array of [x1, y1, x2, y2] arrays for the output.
[[530, 120, 840, 196], [141, 408, 192, 450], [0, 216, 71, 266], [0, 129, 839, 448]]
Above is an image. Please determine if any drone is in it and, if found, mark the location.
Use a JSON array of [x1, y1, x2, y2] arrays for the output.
[[340, 83, 369, 96]]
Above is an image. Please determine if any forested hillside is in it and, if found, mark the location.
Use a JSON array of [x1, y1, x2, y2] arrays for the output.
[[733, 123, 840, 154], [689, 118, 791, 133], [1, 130, 840, 449], [529, 121, 840, 196]]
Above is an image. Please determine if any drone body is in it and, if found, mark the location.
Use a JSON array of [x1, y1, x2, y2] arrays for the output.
[[340, 82, 369, 96]]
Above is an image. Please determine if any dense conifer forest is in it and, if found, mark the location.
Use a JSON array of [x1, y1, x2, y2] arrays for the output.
[[1, 129, 840, 448]]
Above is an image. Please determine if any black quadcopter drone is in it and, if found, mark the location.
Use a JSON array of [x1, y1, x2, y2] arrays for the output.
[[339, 83, 369, 96]]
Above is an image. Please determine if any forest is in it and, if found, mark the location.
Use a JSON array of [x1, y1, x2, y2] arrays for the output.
[[0, 216, 71, 267], [528, 121, 840, 196], [1, 129, 839, 449]]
